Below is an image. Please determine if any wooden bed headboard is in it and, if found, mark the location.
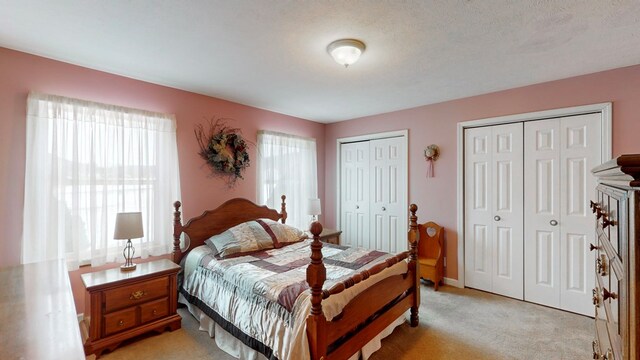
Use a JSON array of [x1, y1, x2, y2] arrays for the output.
[[172, 195, 287, 264]]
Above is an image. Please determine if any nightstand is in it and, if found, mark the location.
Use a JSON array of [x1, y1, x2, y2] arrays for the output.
[[81, 259, 181, 358], [313, 228, 342, 245]]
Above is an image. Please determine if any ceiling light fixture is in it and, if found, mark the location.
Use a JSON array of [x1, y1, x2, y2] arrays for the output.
[[327, 39, 366, 68]]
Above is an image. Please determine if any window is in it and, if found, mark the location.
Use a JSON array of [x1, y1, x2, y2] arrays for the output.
[[257, 131, 318, 229], [22, 93, 181, 269]]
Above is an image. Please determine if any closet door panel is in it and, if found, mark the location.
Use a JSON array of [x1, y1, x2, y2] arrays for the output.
[[369, 137, 406, 253], [524, 119, 561, 308], [559, 113, 600, 315], [465, 127, 493, 292], [490, 123, 524, 299], [340, 142, 370, 248]]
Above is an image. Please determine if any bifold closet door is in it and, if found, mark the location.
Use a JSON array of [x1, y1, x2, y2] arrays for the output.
[[370, 137, 407, 253], [464, 123, 524, 299], [340, 137, 406, 252], [524, 114, 600, 316], [340, 141, 370, 248]]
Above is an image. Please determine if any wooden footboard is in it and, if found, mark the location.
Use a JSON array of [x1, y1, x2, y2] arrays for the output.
[[306, 204, 421, 360]]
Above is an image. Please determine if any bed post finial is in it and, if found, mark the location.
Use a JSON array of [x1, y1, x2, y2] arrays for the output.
[[173, 201, 183, 264], [280, 194, 288, 224], [306, 221, 327, 359], [408, 203, 420, 327]]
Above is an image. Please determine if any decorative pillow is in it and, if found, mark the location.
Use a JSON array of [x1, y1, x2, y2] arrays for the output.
[[204, 219, 307, 258], [258, 218, 308, 248], [205, 220, 276, 259]]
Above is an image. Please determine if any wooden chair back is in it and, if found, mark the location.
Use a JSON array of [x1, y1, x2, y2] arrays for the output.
[[418, 221, 443, 260]]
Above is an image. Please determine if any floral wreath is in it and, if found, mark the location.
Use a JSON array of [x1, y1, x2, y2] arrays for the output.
[[195, 118, 251, 186]]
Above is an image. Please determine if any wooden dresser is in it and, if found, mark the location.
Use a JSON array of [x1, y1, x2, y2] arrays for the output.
[[0, 259, 85, 360], [591, 155, 639, 360], [81, 259, 181, 357]]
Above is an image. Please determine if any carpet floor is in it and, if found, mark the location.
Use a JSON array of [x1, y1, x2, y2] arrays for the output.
[[92, 284, 591, 360]]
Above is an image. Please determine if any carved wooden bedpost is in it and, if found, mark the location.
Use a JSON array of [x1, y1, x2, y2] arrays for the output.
[[280, 195, 288, 224], [408, 204, 420, 327], [306, 221, 327, 360], [172, 201, 183, 264]]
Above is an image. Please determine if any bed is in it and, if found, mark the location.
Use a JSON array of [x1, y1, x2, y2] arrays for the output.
[[172, 196, 420, 360]]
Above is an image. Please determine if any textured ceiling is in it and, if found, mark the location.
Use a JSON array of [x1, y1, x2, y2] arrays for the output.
[[1, 1, 639, 122]]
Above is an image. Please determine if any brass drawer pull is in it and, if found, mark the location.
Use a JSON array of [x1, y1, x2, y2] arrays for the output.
[[130, 290, 147, 300], [602, 216, 615, 229], [152, 309, 158, 315], [118, 320, 125, 327], [602, 287, 617, 301]]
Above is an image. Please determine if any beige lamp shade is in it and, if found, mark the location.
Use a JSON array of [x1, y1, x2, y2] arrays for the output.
[[113, 212, 144, 240], [307, 198, 322, 216]]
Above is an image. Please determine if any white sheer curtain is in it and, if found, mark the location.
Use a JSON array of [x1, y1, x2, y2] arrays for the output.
[[22, 92, 181, 269], [257, 131, 318, 229]]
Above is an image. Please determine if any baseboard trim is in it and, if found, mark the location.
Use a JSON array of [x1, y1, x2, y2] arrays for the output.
[[444, 277, 463, 288]]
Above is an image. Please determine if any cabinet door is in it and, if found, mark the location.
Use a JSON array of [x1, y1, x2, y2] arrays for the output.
[[340, 141, 370, 248], [369, 137, 407, 253]]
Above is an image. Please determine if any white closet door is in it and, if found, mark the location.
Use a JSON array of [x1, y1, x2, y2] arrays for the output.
[[370, 137, 406, 253], [524, 119, 561, 308], [465, 126, 494, 292], [490, 123, 524, 299], [340, 142, 370, 248], [524, 114, 600, 315], [559, 113, 600, 315], [465, 123, 524, 298]]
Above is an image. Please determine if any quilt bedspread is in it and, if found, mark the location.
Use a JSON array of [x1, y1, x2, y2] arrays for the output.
[[180, 240, 408, 360]]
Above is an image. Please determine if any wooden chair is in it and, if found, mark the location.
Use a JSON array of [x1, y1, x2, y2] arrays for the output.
[[418, 221, 444, 290]]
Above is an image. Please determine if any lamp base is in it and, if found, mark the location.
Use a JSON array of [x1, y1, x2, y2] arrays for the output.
[[120, 263, 137, 272], [120, 238, 137, 272]]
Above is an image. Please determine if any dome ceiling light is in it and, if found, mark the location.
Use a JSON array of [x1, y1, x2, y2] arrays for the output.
[[327, 39, 366, 68]]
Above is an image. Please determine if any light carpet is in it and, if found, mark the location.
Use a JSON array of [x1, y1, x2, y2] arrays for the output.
[[93, 284, 591, 360]]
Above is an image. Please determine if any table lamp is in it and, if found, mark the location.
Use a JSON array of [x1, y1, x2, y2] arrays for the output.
[[307, 198, 322, 222], [113, 212, 144, 271]]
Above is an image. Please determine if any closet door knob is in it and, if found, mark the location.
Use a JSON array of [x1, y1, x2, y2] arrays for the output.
[[382, 207, 386, 211], [550, 220, 558, 226], [494, 215, 501, 221], [356, 205, 359, 209]]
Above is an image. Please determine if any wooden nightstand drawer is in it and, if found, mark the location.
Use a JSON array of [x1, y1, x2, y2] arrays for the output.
[[103, 307, 137, 336], [82, 259, 182, 358], [104, 277, 168, 313], [140, 297, 169, 323]]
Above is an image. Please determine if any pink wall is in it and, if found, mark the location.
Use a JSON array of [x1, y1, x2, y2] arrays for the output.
[[3, 45, 640, 311], [0, 47, 325, 312], [324, 65, 640, 281]]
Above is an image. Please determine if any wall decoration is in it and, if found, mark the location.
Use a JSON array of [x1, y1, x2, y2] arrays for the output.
[[195, 118, 251, 186], [424, 144, 440, 178]]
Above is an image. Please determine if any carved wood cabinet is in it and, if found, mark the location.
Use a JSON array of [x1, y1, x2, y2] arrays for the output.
[[81, 259, 181, 357], [591, 155, 639, 360]]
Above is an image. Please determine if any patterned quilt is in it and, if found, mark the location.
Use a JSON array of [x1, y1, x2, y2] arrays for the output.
[[184, 239, 390, 312], [180, 239, 408, 360]]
